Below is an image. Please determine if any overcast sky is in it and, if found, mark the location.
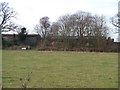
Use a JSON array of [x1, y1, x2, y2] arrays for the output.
[[0, 0, 119, 41]]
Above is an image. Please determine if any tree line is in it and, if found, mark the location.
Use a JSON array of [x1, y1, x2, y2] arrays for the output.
[[1, 2, 119, 52]]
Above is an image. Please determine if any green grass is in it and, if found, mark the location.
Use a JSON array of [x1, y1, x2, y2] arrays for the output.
[[2, 50, 118, 88]]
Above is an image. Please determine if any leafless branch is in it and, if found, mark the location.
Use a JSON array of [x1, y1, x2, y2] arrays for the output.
[[0, 2, 17, 32]]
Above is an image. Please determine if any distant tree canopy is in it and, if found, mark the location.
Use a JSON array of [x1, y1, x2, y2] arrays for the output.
[[57, 11, 108, 38], [33, 11, 112, 51], [35, 11, 108, 39], [55, 11, 108, 48], [0, 2, 17, 32]]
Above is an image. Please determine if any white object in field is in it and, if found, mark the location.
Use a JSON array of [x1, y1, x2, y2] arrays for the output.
[[21, 47, 27, 50]]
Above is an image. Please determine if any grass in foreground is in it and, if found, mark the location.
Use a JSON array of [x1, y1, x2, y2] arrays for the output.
[[2, 50, 118, 88]]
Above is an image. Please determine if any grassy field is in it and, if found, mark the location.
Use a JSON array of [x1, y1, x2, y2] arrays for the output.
[[2, 50, 118, 88]]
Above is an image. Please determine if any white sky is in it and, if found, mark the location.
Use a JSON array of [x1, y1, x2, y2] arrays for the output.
[[0, 0, 119, 41]]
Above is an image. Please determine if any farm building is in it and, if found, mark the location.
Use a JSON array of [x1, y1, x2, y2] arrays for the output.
[[2, 34, 40, 47]]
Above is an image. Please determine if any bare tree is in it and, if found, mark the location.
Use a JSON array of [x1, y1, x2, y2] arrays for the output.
[[110, 14, 120, 42], [57, 11, 109, 49], [35, 16, 50, 39], [92, 15, 108, 37], [58, 14, 71, 37], [57, 14, 77, 49], [111, 14, 120, 28], [73, 11, 89, 38], [0, 2, 17, 32], [34, 16, 51, 48], [50, 22, 59, 37], [90, 15, 108, 48]]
